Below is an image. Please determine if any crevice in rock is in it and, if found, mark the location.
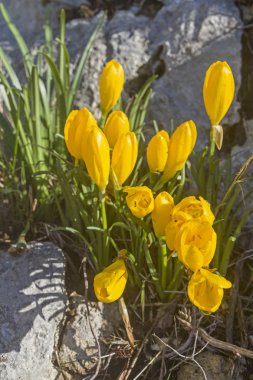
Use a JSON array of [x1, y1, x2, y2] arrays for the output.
[[124, 45, 166, 97], [41, 0, 164, 22]]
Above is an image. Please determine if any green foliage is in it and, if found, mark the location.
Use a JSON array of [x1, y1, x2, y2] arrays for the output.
[[0, 4, 104, 209]]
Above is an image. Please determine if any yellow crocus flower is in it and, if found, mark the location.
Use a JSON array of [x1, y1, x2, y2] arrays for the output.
[[147, 130, 170, 172], [162, 120, 197, 181], [64, 107, 97, 160], [104, 111, 130, 148], [203, 61, 235, 126], [152, 191, 174, 238], [99, 59, 124, 116], [111, 131, 138, 186], [188, 268, 232, 313], [94, 258, 128, 303], [124, 186, 154, 218], [83, 125, 110, 191], [165, 196, 214, 251], [176, 220, 217, 272]]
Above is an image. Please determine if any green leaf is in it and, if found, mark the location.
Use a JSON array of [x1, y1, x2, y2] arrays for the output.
[[67, 12, 106, 112], [0, 3, 33, 74]]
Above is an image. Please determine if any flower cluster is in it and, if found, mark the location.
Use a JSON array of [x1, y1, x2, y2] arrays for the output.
[[64, 59, 137, 191], [125, 188, 232, 313], [64, 58, 235, 313]]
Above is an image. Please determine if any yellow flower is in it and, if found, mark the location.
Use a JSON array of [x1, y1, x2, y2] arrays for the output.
[[162, 120, 197, 181], [152, 192, 174, 238], [188, 268, 232, 313], [104, 111, 130, 148], [64, 107, 97, 160], [99, 59, 124, 115], [94, 258, 128, 303], [111, 131, 138, 186], [124, 186, 154, 218], [147, 130, 170, 172], [83, 125, 110, 191], [176, 220, 217, 271], [165, 196, 214, 251], [203, 61, 235, 126]]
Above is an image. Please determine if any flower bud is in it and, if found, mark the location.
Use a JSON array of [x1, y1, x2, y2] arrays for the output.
[[64, 107, 97, 160], [152, 192, 174, 238], [111, 131, 138, 186], [104, 111, 130, 149], [99, 59, 124, 115], [162, 120, 197, 181], [188, 268, 232, 313], [147, 130, 170, 172], [94, 258, 128, 303], [203, 61, 235, 126], [83, 125, 110, 191], [124, 186, 154, 218]]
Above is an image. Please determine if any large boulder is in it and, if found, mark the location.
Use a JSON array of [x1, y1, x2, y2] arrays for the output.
[[0, 0, 242, 146], [0, 242, 67, 380]]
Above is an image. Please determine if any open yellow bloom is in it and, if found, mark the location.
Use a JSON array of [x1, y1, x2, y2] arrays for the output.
[[162, 120, 197, 181], [104, 111, 130, 148], [165, 196, 214, 251], [152, 192, 174, 238], [64, 107, 97, 160], [111, 131, 138, 186], [124, 186, 154, 218], [203, 61, 235, 126], [147, 130, 170, 172], [94, 258, 128, 303], [99, 59, 124, 115], [84, 125, 110, 191], [176, 220, 217, 271], [188, 268, 232, 313]]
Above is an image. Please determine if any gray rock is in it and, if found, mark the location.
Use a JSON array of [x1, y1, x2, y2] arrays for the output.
[[0, 0, 242, 147], [177, 351, 245, 380], [53, 293, 121, 379], [148, 0, 241, 146], [0, 241, 67, 380]]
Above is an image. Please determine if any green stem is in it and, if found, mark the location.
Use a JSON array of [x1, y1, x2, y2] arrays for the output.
[[206, 127, 216, 203], [74, 158, 79, 167], [174, 166, 185, 203], [167, 259, 184, 301], [100, 113, 107, 128], [143, 236, 164, 300], [100, 192, 109, 265], [159, 241, 168, 290]]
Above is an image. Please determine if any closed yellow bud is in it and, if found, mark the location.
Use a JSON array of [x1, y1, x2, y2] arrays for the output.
[[176, 220, 217, 272], [124, 186, 154, 218], [64, 107, 97, 160], [203, 61, 235, 126], [162, 120, 197, 181], [147, 131, 170, 172], [83, 125, 110, 191], [94, 258, 128, 303], [188, 268, 232, 313], [99, 59, 124, 115], [111, 131, 138, 186], [104, 111, 130, 148], [152, 192, 174, 238]]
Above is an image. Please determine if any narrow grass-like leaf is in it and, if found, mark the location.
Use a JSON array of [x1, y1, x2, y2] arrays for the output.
[[67, 12, 106, 112], [0, 47, 21, 90], [0, 3, 33, 75]]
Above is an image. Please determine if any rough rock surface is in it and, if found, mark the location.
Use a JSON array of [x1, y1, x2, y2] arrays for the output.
[[53, 293, 121, 379], [0, 242, 67, 380], [0, 0, 242, 146], [177, 351, 246, 380]]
